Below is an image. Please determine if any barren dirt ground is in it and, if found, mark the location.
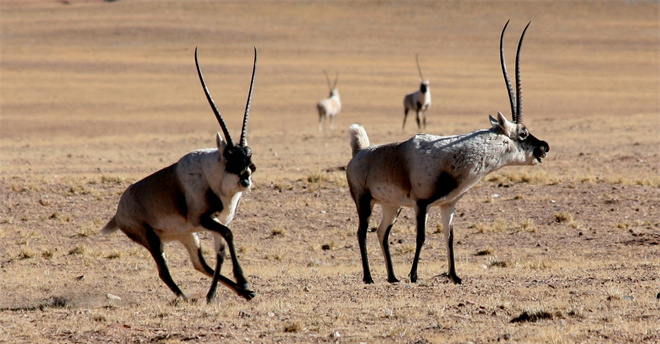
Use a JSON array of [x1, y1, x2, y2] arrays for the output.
[[1, 1, 659, 343]]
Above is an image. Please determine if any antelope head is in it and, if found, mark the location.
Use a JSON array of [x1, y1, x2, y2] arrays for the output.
[[195, 47, 257, 189], [324, 70, 339, 98], [416, 54, 430, 94], [494, 21, 549, 165]]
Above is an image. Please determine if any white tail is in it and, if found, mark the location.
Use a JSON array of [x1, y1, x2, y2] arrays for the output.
[[349, 124, 369, 157]]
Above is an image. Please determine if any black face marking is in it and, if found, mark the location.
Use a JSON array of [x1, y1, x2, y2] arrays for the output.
[[420, 83, 427, 93], [528, 133, 549, 161], [419, 172, 458, 208], [223, 145, 255, 176]]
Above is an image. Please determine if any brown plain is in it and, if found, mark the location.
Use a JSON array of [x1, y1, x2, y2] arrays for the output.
[[1, 1, 658, 343]]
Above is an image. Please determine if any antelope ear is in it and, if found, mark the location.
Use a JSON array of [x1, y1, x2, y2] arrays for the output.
[[216, 132, 227, 151], [490, 112, 512, 135]]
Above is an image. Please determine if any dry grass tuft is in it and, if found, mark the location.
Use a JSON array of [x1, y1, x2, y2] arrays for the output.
[[554, 212, 573, 223], [510, 309, 562, 323], [472, 220, 508, 233]]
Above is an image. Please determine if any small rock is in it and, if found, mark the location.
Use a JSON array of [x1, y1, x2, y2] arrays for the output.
[[332, 331, 340, 339], [237, 310, 251, 318], [267, 312, 275, 317], [623, 295, 634, 301], [106, 293, 121, 300], [75, 275, 85, 281]]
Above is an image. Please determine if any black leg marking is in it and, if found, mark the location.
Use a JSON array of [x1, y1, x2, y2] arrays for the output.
[[199, 214, 255, 301], [197, 248, 215, 276], [382, 222, 399, 283], [409, 206, 427, 283], [357, 194, 373, 284], [447, 225, 462, 284], [145, 226, 186, 299], [402, 108, 409, 130]]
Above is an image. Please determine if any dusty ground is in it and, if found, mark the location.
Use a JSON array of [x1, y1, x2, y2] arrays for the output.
[[1, 0, 659, 343]]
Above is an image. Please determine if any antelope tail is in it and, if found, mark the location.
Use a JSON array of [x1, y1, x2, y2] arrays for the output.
[[101, 217, 119, 235], [349, 124, 370, 157]]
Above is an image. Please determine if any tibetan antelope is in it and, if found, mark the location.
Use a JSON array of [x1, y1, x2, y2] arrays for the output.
[[317, 71, 341, 131], [346, 21, 549, 285], [402, 54, 431, 130], [101, 47, 259, 303]]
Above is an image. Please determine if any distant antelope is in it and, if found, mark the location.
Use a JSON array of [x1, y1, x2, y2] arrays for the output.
[[101, 47, 259, 303], [317, 71, 341, 131], [346, 21, 549, 285], [402, 54, 431, 130]]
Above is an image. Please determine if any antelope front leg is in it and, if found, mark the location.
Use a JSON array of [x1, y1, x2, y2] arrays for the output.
[[200, 216, 255, 301]]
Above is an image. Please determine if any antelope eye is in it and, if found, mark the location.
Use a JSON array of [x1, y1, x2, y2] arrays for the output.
[[519, 130, 528, 140]]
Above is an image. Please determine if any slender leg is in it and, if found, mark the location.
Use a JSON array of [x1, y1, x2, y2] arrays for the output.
[[200, 215, 255, 301], [319, 113, 325, 132], [422, 110, 427, 129], [402, 108, 409, 130], [409, 203, 428, 283], [416, 110, 422, 130], [144, 226, 186, 299], [377, 206, 402, 283], [180, 233, 213, 276], [356, 195, 374, 284], [440, 203, 461, 284]]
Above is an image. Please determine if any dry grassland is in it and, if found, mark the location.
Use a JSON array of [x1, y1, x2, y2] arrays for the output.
[[1, 0, 659, 343]]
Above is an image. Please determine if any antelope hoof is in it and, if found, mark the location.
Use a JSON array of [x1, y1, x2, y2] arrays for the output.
[[387, 276, 400, 284], [409, 273, 418, 283], [363, 277, 374, 284], [237, 287, 256, 301], [450, 274, 462, 285]]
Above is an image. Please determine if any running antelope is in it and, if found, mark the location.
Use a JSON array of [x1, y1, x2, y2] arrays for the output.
[[101, 47, 258, 303], [347, 21, 549, 285]]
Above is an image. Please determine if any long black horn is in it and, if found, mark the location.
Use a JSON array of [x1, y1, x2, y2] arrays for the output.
[[515, 21, 531, 124], [332, 71, 339, 89], [324, 70, 332, 91], [239, 47, 257, 147], [500, 20, 517, 122], [195, 47, 234, 147], [416, 54, 424, 80]]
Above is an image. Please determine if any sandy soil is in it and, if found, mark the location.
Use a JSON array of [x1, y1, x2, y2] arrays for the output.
[[1, 1, 659, 343]]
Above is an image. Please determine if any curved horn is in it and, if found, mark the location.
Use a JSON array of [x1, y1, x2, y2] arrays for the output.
[[515, 21, 531, 124], [195, 47, 234, 147], [500, 20, 517, 122], [416, 54, 424, 80], [332, 71, 339, 90], [239, 47, 257, 147]]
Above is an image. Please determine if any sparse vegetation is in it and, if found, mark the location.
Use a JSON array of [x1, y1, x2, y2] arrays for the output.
[[1, 1, 658, 344]]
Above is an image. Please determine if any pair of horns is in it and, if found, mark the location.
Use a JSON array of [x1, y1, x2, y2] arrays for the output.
[[195, 47, 257, 147], [324, 70, 338, 91], [416, 54, 425, 81], [500, 20, 531, 124]]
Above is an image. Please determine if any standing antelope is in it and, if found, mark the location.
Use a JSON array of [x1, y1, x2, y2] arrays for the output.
[[402, 54, 431, 130], [347, 21, 549, 285], [101, 47, 258, 303], [317, 71, 341, 131]]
